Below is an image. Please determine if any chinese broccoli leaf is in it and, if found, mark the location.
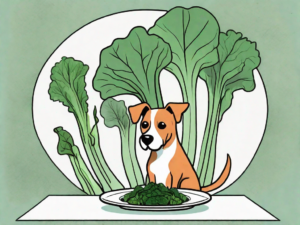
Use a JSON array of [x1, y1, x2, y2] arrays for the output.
[[197, 30, 261, 186], [149, 6, 220, 164]]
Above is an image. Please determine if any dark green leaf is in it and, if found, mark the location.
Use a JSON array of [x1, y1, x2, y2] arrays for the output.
[[53, 127, 75, 156], [170, 196, 182, 205], [145, 196, 159, 205], [144, 182, 155, 190], [93, 106, 99, 124], [89, 106, 99, 146], [123, 183, 188, 205], [179, 193, 188, 202], [170, 188, 180, 197]]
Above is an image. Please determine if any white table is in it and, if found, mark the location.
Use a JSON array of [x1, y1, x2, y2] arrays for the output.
[[17, 195, 278, 221]]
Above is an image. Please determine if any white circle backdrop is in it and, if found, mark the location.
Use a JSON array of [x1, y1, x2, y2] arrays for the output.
[[33, 10, 267, 194]]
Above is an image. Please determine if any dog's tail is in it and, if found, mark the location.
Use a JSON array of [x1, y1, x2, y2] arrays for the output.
[[201, 154, 231, 193]]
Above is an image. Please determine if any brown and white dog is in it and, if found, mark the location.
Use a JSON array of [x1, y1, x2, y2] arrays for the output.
[[129, 102, 231, 192]]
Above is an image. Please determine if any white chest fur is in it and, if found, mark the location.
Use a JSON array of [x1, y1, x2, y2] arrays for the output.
[[149, 137, 177, 186]]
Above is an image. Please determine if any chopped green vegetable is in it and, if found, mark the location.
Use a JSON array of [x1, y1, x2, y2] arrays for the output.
[[179, 193, 188, 202], [123, 185, 143, 201], [122, 183, 189, 205], [170, 188, 180, 198]]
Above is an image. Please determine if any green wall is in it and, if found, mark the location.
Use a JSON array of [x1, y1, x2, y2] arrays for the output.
[[1, 0, 299, 224]]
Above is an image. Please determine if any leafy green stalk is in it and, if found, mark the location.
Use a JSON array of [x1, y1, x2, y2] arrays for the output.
[[92, 27, 171, 109], [120, 130, 141, 187], [89, 107, 124, 190], [197, 30, 261, 186], [149, 7, 220, 164], [54, 127, 102, 195], [49, 57, 123, 191], [197, 93, 220, 185], [100, 98, 144, 187], [129, 123, 143, 184], [92, 27, 171, 186]]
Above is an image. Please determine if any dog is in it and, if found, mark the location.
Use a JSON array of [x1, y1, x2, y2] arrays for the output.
[[129, 102, 231, 192]]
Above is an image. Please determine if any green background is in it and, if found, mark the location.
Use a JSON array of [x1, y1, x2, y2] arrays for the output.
[[0, 0, 299, 224]]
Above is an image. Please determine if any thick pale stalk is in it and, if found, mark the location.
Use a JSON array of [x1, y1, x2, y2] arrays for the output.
[[197, 91, 220, 186], [70, 156, 93, 194], [203, 118, 219, 186], [181, 79, 197, 165], [196, 94, 213, 179], [75, 109, 123, 191], [121, 126, 144, 187], [69, 146, 103, 195], [92, 124, 124, 190], [129, 124, 144, 185], [183, 93, 197, 164], [145, 86, 164, 109]]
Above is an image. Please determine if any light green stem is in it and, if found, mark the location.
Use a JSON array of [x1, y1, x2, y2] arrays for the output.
[[145, 175, 150, 185], [145, 88, 164, 108], [69, 146, 103, 195], [197, 92, 220, 186], [69, 156, 92, 194], [197, 94, 213, 178], [75, 110, 123, 191], [129, 124, 144, 185], [181, 80, 197, 165], [121, 126, 144, 187], [203, 118, 219, 185], [92, 123, 124, 190]]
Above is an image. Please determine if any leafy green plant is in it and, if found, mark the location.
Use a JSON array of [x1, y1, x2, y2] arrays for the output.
[[47, 6, 261, 195], [122, 183, 188, 205], [100, 98, 144, 187], [149, 7, 220, 164], [49, 57, 123, 192], [54, 127, 102, 195], [92, 26, 172, 188], [92, 26, 171, 109], [196, 30, 261, 186]]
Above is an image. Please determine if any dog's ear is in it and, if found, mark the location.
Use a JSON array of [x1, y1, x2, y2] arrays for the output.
[[165, 103, 189, 123], [128, 103, 150, 124]]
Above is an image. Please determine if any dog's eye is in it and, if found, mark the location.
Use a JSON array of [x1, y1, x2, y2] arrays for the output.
[[141, 121, 149, 129], [158, 122, 166, 129]]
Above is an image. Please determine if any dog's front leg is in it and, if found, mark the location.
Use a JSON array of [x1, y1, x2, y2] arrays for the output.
[[165, 173, 173, 188], [147, 170, 156, 183]]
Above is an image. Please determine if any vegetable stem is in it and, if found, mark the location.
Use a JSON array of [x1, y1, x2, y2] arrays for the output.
[[49, 57, 124, 193], [92, 121, 124, 190], [181, 78, 197, 165], [145, 89, 164, 108], [197, 91, 220, 186], [76, 113, 123, 191], [120, 125, 144, 187], [129, 124, 144, 185], [69, 146, 103, 195]]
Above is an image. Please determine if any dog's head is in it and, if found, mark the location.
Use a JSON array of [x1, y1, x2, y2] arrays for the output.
[[129, 103, 189, 151]]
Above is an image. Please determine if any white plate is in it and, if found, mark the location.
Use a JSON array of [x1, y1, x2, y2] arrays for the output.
[[100, 188, 211, 211]]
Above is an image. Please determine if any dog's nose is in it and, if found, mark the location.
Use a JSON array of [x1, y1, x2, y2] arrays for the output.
[[141, 135, 154, 146]]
